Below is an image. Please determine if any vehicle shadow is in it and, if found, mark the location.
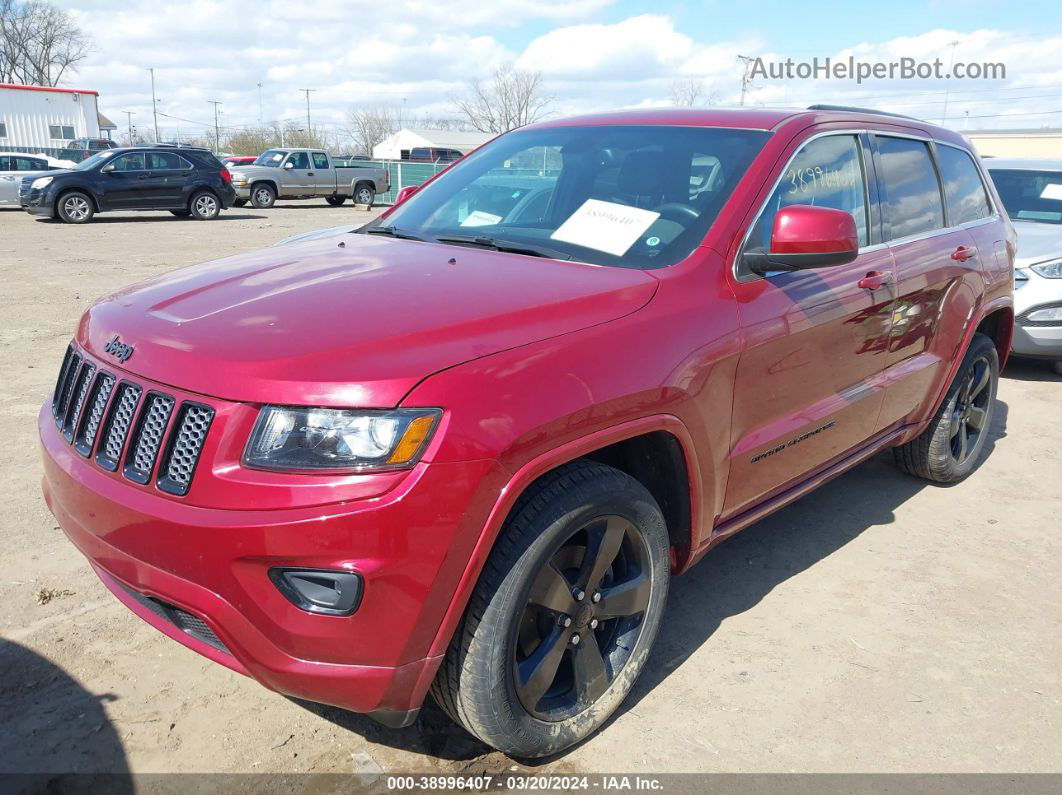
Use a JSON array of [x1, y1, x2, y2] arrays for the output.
[[34, 213, 268, 223], [1002, 357, 1061, 382], [296, 399, 1010, 765], [0, 638, 131, 788]]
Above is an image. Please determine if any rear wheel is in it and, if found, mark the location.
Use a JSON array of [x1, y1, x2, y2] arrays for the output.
[[325, 195, 346, 206], [189, 190, 220, 220], [56, 191, 94, 224], [893, 332, 999, 483], [431, 460, 669, 758], [250, 183, 276, 209], [353, 182, 375, 206]]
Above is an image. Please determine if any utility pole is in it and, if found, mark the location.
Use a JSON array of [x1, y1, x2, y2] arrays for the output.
[[257, 81, 263, 129], [737, 55, 756, 106], [299, 88, 315, 139], [122, 111, 135, 145], [149, 68, 160, 141], [208, 101, 222, 153], [941, 39, 961, 125]]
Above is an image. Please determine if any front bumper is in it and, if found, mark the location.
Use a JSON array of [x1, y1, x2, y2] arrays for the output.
[[40, 400, 501, 717], [22, 186, 54, 215], [1012, 270, 1062, 359], [1011, 322, 1062, 359]]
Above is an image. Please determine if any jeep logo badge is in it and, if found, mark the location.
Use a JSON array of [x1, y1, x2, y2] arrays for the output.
[[104, 335, 134, 363]]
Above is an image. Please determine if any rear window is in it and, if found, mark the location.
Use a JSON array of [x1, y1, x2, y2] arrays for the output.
[[988, 168, 1062, 224], [875, 136, 945, 240], [936, 146, 992, 225]]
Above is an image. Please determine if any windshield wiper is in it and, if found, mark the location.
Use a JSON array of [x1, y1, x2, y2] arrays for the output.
[[357, 225, 433, 242], [434, 235, 572, 260]]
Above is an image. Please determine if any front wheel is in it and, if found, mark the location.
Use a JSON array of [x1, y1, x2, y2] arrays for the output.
[[893, 332, 999, 483], [56, 191, 94, 224], [189, 190, 220, 220], [325, 195, 346, 206], [431, 460, 669, 758], [250, 183, 276, 209]]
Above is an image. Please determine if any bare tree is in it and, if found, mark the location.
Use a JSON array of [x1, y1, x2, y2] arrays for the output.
[[346, 105, 398, 156], [451, 65, 553, 134], [669, 77, 717, 107], [1, 0, 90, 86]]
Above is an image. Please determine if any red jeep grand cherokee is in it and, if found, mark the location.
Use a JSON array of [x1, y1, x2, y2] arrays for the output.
[[40, 107, 1014, 757]]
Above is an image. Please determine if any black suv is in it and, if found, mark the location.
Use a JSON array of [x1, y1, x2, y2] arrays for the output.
[[22, 145, 237, 224]]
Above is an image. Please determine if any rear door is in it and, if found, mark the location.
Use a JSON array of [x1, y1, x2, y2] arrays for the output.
[[723, 131, 897, 519], [871, 135, 987, 428], [146, 151, 192, 207], [280, 151, 314, 196], [311, 152, 332, 195]]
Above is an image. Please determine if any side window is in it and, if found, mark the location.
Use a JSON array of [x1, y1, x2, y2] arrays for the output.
[[312, 152, 329, 169], [112, 153, 146, 171], [747, 134, 869, 254], [875, 136, 945, 239], [0, 156, 9, 170], [935, 145, 992, 225], [15, 157, 45, 170], [0, 122, 7, 138], [147, 152, 187, 170], [287, 152, 310, 169]]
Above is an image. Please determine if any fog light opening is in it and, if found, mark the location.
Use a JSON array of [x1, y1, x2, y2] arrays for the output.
[[269, 568, 363, 616]]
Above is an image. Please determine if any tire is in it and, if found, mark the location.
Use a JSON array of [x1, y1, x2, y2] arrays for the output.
[[56, 191, 94, 224], [325, 195, 346, 206], [189, 190, 220, 220], [893, 332, 999, 483], [169, 209, 191, 218], [353, 182, 375, 206], [232, 198, 247, 207], [1053, 361, 1062, 377], [250, 183, 276, 209], [431, 460, 670, 758]]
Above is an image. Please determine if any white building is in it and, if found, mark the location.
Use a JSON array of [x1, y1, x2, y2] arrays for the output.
[[372, 128, 493, 160], [0, 83, 103, 148], [965, 128, 1062, 159]]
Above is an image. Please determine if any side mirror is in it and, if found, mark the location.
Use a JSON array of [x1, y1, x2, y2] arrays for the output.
[[745, 205, 859, 275], [101, 163, 115, 173], [283, 161, 295, 169], [394, 185, 419, 206]]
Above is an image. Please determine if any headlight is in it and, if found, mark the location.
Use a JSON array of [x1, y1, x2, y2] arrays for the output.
[[1030, 259, 1062, 279], [31, 176, 53, 189], [244, 406, 441, 472]]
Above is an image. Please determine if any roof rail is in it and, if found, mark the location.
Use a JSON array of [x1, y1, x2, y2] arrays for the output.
[[806, 104, 920, 121]]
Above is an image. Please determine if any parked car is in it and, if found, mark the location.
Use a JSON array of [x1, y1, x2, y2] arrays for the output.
[[229, 148, 389, 208], [221, 155, 257, 169], [0, 152, 77, 205], [66, 138, 118, 151], [39, 107, 1013, 758], [405, 146, 463, 163], [22, 145, 236, 223], [983, 159, 1062, 373]]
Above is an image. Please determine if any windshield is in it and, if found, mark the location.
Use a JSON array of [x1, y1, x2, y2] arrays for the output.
[[989, 168, 1062, 224], [75, 150, 116, 171], [378, 125, 770, 268], [254, 149, 288, 167]]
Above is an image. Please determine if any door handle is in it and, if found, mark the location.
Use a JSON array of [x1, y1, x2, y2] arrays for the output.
[[307, 172, 314, 176], [951, 245, 977, 262], [858, 270, 894, 290]]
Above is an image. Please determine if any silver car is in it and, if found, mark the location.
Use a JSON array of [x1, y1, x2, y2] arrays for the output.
[[985, 158, 1062, 373], [0, 152, 76, 206]]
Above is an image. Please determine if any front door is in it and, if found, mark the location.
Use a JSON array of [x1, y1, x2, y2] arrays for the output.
[[723, 132, 896, 520], [280, 151, 315, 197], [101, 152, 153, 208]]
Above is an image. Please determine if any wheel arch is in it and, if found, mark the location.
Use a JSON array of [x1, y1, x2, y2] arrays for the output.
[[424, 414, 703, 663], [55, 185, 100, 213]]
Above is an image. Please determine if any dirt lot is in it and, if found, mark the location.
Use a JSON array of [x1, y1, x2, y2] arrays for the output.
[[1, 203, 1060, 777]]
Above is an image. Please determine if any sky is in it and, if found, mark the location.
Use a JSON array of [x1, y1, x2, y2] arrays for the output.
[[50, 0, 1062, 143]]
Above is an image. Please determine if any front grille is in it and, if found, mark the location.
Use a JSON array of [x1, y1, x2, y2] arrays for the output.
[[50, 344, 214, 497], [123, 393, 175, 484], [118, 583, 230, 654]]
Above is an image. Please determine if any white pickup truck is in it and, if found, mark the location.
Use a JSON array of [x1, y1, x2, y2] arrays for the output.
[[230, 148, 389, 208]]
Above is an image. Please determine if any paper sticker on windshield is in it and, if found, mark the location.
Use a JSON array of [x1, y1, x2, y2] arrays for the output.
[[550, 199, 660, 256], [1041, 183, 1062, 201], [461, 210, 503, 227]]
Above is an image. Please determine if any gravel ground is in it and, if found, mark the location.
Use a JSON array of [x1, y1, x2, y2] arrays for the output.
[[1, 203, 1060, 777]]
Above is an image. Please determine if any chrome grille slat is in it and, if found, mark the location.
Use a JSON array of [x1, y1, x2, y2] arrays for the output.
[[96, 383, 142, 471], [124, 393, 175, 484], [158, 404, 214, 496], [74, 372, 115, 456]]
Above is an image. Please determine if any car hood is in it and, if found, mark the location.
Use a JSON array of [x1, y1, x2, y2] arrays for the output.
[[76, 234, 658, 407], [1012, 220, 1062, 269]]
